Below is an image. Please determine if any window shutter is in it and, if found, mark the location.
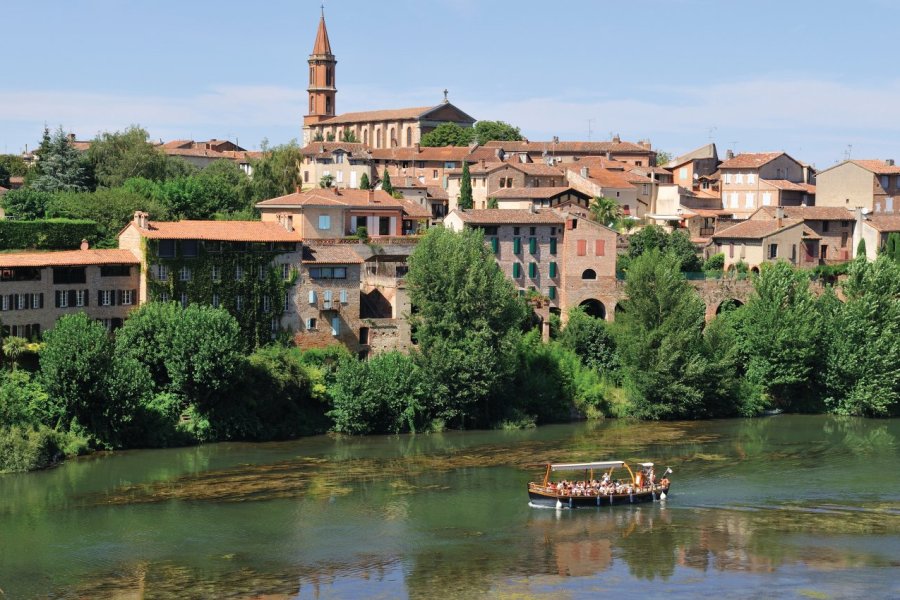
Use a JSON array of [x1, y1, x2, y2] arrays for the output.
[[98, 290, 103, 305], [55, 292, 61, 309], [512, 263, 521, 278], [577, 240, 587, 256], [529, 237, 537, 254], [549, 237, 557, 255], [490, 237, 499, 254], [340, 289, 348, 304], [529, 262, 537, 278], [513, 238, 521, 254], [549, 262, 557, 278], [308, 290, 317, 304], [549, 286, 556, 300], [118, 290, 124, 305], [68, 290, 76, 307], [133, 289, 137, 304], [595, 240, 605, 256], [40, 293, 44, 309]]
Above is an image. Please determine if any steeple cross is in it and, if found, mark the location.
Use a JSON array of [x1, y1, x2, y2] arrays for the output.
[[443, 89, 449, 103]]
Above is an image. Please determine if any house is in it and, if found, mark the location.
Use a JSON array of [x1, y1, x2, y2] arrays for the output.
[[0, 244, 141, 338], [666, 143, 719, 188], [489, 187, 591, 211], [371, 145, 470, 190], [815, 159, 900, 214], [565, 165, 643, 218], [443, 208, 619, 320], [446, 161, 566, 211], [718, 151, 815, 214], [857, 215, 900, 260], [710, 207, 822, 271], [255, 187, 430, 239], [478, 136, 657, 167], [392, 177, 450, 225], [751, 206, 856, 262], [299, 142, 372, 189], [301, 12, 475, 147]]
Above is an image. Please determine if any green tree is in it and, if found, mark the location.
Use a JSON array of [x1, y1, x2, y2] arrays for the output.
[[341, 129, 358, 143], [625, 225, 701, 272], [589, 196, 621, 227], [149, 161, 249, 220], [87, 126, 170, 187], [885, 232, 900, 262], [654, 150, 673, 167], [472, 120, 523, 145], [486, 196, 498, 209], [2, 336, 29, 371], [30, 127, 92, 193], [381, 168, 393, 194], [1, 188, 54, 219], [46, 186, 167, 246], [359, 172, 371, 190], [407, 227, 527, 427], [735, 261, 824, 411], [247, 141, 302, 201], [420, 122, 475, 147], [39, 313, 116, 439], [0, 154, 28, 184], [856, 237, 867, 259], [615, 250, 741, 419], [823, 256, 900, 416], [458, 161, 473, 210], [319, 173, 334, 188], [703, 253, 725, 272], [558, 306, 619, 374]]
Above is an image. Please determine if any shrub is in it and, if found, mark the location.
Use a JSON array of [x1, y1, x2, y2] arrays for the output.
[[0, 218, 99, 250], [703, 253, 725, 272], [0, 425, 62, 473]]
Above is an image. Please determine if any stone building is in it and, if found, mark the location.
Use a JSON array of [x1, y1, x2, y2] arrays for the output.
[[0, 246, 140, 338], [299, 142, 372, 189], [710, 207, 822, 272], [300, 11, 475, 147], [815, 159, 900, 214], [718, 152, 815, 214]]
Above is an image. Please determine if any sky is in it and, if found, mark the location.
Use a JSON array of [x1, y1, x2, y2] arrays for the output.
[[2, 0, 899, 168]]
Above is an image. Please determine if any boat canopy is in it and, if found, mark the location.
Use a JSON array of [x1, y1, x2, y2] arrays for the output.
[[550, 461, 624, 472], [637, 462, 654, 468]]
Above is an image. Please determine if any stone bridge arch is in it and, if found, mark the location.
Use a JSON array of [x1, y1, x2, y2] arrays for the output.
[[691, 278, 754, 322]]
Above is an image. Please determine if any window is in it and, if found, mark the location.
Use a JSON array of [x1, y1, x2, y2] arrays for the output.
[[822, 220, 830, 232], [595, 239, 606, 256], [1, 296, 8, 311], [235, 295, 244, 311], [577, 240, 587, 256], [309, 267, 347, 279], [318, 215, 331, 230], [159, 292, 169, 303], [122, 290, 134, 306], [768, 243, 778, 259], [745, 192, 754, 208], [548, 286, 556, 300], [762, 192, 772, 206], [281, 264, 291, 280], [340, 289, 348, 304], [529, 237, 537, 254], [179, 266, 192, 282], [308, 290, 317, 304], [841, 220, 849, 228], [379, 216, 390, 236], [212, 293, 220, 308], [482, 226, 499, 236], [101, 265, 131, 277], [180, 292, 188, 308], [582, 269, 597, 280], [513, 227, 520, 236], [211, 265, 221, 282], [549, 262, 557, 278], [499, 178, 506, 188], [724, 173, 732, 184], [100, 290, 113, 306], [791, 244, 797, 262], [730, 192, 739, 208], [331, 317, 340, 336], [158, 240, 176, 258], [31, 293, 42, 309], [529, 227, 536, 235], [263, 295, 271, 312], [748, 174, 756, 184], [529, 262, 537, 278], [235, 265, 244, 280], [881, 176, 890, 189], [57, 290, 69, 308], [512, 262, 521, 278], [323, 290, 333, 309], [181, 240, 199, 258], [16, 294, 26, 310], [206, 241, 222, 253], [549, 237, 557, 255], [433, 169, 438, 179], [271, 317, 279, 334], [444, 162, 456, 169], [736, 173, 744, 184], [679, 167, 687, 180], [53, 267, 86, 285]]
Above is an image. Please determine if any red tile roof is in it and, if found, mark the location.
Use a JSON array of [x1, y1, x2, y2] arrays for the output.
[[491, 186, 577, 199], [484, 140, 652, 154], [395, 197, 432, 219], [321, 106, 435, 125], [756, 206, 852, 220], [568, 166, 636, 189], [451, 208, 565, 225], [301, 142, 371, 157], [864, 215, 900, 232], [256, 188, 400, 209], [131, 220, 301, 242], [0, 249, 139, 269], [719, 152, 785, 169], [302, 244, 363, 264], [762, 179, 816, 193], [370, 146, 470, 161], [426, 186, 449, 200], [849, 159, 900, 175], [712, 218, 819, 240]]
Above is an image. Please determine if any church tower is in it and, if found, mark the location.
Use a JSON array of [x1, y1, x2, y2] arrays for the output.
[[304, 8, 337, 132]]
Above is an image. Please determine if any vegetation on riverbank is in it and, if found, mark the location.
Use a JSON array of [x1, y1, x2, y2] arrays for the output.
[[2, 228, 899, 473]]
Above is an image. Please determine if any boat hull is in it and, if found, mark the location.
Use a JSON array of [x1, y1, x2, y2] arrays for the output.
[[528, 486, 670, 508]]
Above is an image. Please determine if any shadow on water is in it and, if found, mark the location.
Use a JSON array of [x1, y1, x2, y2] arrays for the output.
[[1, 415, 898, 599]]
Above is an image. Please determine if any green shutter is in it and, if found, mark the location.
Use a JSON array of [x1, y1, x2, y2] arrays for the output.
[[513, 262, 521, 278], [550, 237, 557, 255], [529, 262, 537, 278], [529, 237, 537, 254], [548, 286, 556, 300], [549, 262, 557, 277], [490, 237, 499, 254], [513, 237, 521, 254]]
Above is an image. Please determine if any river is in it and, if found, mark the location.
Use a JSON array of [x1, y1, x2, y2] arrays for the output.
[[1, 415, 898, 599]]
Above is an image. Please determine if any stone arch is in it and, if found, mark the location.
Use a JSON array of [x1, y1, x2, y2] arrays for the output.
[[363, 128, 369, 145], [579, 298, 606, 320], [716, 298, 744, 315], [325, 96, 332, 115], [375, 128, 382, 149], [581, 268, 597, 280], [390, 127, 397, 147], [750, 266, 760, 274]]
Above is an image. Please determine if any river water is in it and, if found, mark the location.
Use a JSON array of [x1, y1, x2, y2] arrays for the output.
[[1, 415, 898, 599]]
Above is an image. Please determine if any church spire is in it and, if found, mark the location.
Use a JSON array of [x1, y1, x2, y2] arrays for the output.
[[304, 7, 337, 130], [312, 8, 332, 56]]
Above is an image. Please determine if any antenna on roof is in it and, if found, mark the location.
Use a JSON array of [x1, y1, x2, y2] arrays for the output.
[[844, 144, 853, 160], [730, 141, 738, 154], [586, 119, 594, 142]]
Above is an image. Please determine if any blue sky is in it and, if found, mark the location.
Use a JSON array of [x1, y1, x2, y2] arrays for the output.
[[2, 0, 898, 168]]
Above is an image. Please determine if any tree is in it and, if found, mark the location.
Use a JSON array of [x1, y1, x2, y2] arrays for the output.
[[458, 162, 473, 210], [420, 122, 475, 147], [486, 196, 498, 209], [247, 141, 302, 201], [654, 150, 673, 167], [406, 227, 527, 427], [2, 337, 29, 371], [46, 186, 168, 246], [558, 307, 618, 374], [359, 172, 371, 190], [614, 250, 742, 419], [381, 168, 393, 194], [341, 129, 358, 143], [30, 127, 92, 193], [856, 237, 867, 259], [735, 261, 824, 411], [0, 162, 8, 189], [149, 161, 250, 220], [472, 120, 523, 145], [0, 154, 27, 185], [39, 314, 115, 438], [0, 188, 54, 219], [822, 256, 900, 416], [885, 232, 900, 262], [625, 225, 702, 272], [319, 173, 334, 188], [87, 126, 170, 187], [589, 196, 621, 227]]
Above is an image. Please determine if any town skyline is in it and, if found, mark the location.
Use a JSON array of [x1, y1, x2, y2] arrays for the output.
[[3, 0, 900, 167]]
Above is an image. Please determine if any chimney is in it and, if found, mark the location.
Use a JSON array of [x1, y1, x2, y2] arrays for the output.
[[612, 134, 621, 143], [886, 159, 895, 167], [405, 176, 412, 187], [367, 189, 375, 204], [640, 140, 652, 150], [580, 166, 589, 178], [414, 142, 420, 153], [79, 239, 89, 251], [480, 158, 485, 169], [775, 206, 784, 228], [605, 151, 611, 160], [67, 133, 76, 142], [726, 149, 734, 160], [296, 185, 302, 194], [133, 211, 149, 229], [276, 212, 293, 232]]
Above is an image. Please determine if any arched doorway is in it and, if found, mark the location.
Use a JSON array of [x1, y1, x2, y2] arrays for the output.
[[581, 268, 597, 280], [716, 299, 744, 315], [579, 298, 606, 320]]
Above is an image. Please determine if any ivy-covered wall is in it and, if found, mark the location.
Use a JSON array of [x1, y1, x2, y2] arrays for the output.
[[145, 240, 299, 349]]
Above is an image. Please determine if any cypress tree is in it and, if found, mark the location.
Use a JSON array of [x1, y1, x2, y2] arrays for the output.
[[381, 168, 393, 194], [359, 173, 370, 190], [856, 237, 867, 259], [459, 161, 473, 210]]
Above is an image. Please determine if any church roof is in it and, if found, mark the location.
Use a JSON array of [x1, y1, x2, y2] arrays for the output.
[[311, 13, 332, 56], [319, 102, 476, 127]]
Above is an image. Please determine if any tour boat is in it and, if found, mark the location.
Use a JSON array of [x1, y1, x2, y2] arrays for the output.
[[528, 460, 671, 508]]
